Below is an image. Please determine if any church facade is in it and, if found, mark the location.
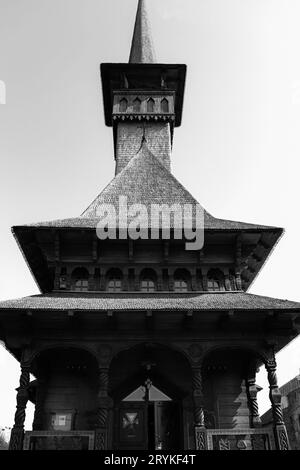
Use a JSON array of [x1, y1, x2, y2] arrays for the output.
[[0, 0, 300, 451]]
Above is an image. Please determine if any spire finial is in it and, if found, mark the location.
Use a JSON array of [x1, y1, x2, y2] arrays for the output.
[[129, 0, 156, 64]]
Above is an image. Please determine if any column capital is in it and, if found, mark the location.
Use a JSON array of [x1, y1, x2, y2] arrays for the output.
[[265, 358, 277, 371]]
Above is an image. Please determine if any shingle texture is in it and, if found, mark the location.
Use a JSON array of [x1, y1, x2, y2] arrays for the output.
[[115, 122, 171, 174], [23, 144, 280, 231], [1, 292, 299, 312], [129, 0, 156, 64]]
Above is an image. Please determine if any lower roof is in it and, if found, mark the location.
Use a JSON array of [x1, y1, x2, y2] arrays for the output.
[[0, 292, 300, 312]]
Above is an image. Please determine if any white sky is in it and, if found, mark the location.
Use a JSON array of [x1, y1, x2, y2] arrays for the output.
[[0, 0, 300, 431]]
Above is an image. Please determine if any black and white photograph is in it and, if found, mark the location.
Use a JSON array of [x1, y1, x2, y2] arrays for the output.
[[0, 0, 300, 454]]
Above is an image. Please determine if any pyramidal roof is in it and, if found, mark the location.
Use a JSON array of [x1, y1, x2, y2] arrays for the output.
[[12, 0, 282, 234], [129, 0, 156, 63], [82, 141, 199, 217], [22, 142, 281, 231]]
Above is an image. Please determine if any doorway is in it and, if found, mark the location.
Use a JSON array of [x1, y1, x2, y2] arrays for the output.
[[114, 383, 181, 450]]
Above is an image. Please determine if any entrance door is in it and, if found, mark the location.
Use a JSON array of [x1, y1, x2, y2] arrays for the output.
[[114, 401, 181, 450], [115, 402, 148, 450], [154, 402, 181, 450]]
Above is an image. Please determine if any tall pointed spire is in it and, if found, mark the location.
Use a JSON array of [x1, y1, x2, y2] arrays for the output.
[[129, 0, 156, 64]]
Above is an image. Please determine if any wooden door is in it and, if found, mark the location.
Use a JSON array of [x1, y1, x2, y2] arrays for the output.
[[114, 402, 148, 450], [154, 402, 181, 450]]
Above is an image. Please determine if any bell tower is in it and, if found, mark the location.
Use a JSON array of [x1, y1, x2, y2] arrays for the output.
[[101, 0, 186, 174]]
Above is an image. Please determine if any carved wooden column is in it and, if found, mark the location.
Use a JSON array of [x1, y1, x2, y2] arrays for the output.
[[123, 267, 129, 291], [157, 270, 163, 291], [54, 265, 60, 290], [191, 268, 197, 291], [66, 266, 72, 290], [134, 268, 140, 291], [9, 360, 30, 450], [265, 358, 290, 450], [224, 268, 231, 291], [246, 362, 261, 428], [201, 268, 208, 291], [32, 378, 46, 431], [192, 367, 207, 450], [99, 267, 106, 291], [95, 367, 111, 450], [167, 268, 174, 291]]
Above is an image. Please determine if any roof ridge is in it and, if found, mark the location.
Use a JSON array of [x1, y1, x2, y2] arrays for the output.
[[81, 140, 204, 218]]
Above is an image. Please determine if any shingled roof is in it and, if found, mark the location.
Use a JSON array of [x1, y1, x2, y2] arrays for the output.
[[21, 143, 280, 232], [1, 292, 300, 312], [129, 0, 156, 64]]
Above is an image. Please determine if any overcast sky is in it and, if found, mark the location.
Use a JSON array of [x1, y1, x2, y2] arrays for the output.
[[0, 0, 300, 431]]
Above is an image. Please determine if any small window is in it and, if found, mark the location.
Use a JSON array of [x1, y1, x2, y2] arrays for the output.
[[174, 268, 191, 292], [161, 98, 169, 113], [141, 279, 156, 292], [140, 269, 157, 292], [174, 279, 188, 292], [106, 268, 123, 292], [74, 279, 88, 291], [120, 98, 128, 113], [107, 278, 122, 292], [207, 279, 220, 291], [207, 269, 225, 292], [71, 268, 89, 292], [133, 97, 141, 112], [147, 98, 155, 113]]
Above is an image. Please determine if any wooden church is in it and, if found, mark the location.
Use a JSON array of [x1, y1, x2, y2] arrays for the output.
[[0, 0, 300, 451]]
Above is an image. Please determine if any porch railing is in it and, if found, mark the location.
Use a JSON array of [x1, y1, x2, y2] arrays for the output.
[[195, 426, 275, 450], [23, 430, 95, 450]]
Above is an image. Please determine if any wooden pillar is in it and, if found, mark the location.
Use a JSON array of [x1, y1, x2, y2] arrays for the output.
[[99, 267, 106, 291], [95, 368, 111, 450], [202, 267, 208, 291], [66, 266, 72, 290], [224, 268, 231, 291], [191, 268, 197, 291], [246, 363, 261, 428], [32, 378, 46, 431], [265, 358, 290, 450], [9, 361, 30, 450], [54, 265, 60, 290], [157, 270, 163, 291], [168, 268, 174, 291], [192, 367, 207, 450], [123, 267, 129, 291], [235, 234, 243, 290]]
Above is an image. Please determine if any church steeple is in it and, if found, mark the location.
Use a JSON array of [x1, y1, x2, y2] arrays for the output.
[[100, 0, 186, 174], [129, 0, 156, 64]]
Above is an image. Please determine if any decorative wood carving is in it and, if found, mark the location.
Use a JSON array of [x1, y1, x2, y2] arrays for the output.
[[265, 351, 290, 450], [246, 366, 262, 428], [195, 427, 207, 450], [192, 367, 205, 427], [9, 360, 30, 450]]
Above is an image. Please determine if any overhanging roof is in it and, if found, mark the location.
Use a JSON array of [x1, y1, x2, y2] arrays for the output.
[[0, 292, 300, 312]]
